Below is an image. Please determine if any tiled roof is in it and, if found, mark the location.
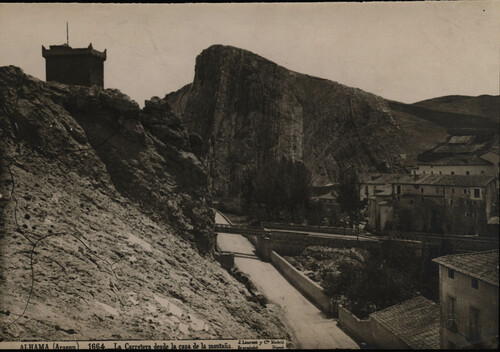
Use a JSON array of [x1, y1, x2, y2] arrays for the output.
[[488, 216, 499, 225], [359, 173, 407, 185], [432, 143, 487, 154], [419, 154, 492, 166], [392, 174, 495, 187], [311, 193, 337, 200], [448, 135, 475, 144], [480, 147, 500, 156], [370, 296, 440, 349], [374, 189, 392, 196], [432, 250, 499, 287]]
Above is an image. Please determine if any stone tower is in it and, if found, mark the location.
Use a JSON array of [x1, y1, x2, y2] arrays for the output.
[[42, 43, 107, 87]]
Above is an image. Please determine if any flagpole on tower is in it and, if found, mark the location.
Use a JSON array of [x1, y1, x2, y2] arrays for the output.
[[66, 22, 69, 46]]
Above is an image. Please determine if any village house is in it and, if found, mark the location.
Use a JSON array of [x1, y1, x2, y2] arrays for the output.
[[414, 134, 499, 186], [365, 174, 497, 235], [359, 174, 407, 232], [414, 154, 496, 177], [310, 192, 339, 225], [391, 174, 497, 235], [359, 173, 403, 201], [432, 250, 499, 349]]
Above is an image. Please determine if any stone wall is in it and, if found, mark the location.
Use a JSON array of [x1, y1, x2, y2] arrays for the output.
[[270, 251, 332, 314], [338, 305, 372, 344], [338, 304, 409, 349]]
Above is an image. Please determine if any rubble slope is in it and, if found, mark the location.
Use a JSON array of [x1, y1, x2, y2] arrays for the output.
[[0, 66, 291, 342]]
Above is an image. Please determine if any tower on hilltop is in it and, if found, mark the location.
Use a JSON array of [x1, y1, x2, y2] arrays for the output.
[[42, 41, 107, 88]]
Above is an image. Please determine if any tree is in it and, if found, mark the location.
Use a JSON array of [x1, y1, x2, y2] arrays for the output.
[[241, 157, 311, 223], [337, 167, 361, 229]]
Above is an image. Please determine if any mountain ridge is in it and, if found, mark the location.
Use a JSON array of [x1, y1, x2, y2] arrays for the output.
[[164, 45, 406, 195]]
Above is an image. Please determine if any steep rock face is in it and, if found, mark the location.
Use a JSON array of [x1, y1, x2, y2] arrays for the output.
[[1, 66, 212, 253], [0, 67, 291, 341], [165, 45, 405, 195]]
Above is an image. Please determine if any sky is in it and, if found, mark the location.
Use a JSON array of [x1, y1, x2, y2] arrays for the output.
[[1, 2, 499, 107]]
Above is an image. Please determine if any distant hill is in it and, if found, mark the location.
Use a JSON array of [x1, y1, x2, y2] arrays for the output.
[[386, 95, 499, 166], [413, 95, 500, 120], [389, 109, 448, 166], [387, 100, 498, 134]]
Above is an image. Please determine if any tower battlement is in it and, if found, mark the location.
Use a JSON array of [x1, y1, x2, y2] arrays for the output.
[[42, 43, 106, 87]]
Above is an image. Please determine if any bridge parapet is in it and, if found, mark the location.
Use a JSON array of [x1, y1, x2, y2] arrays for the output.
[[261, 222, 368, 236], [215, 224, 269, 236]]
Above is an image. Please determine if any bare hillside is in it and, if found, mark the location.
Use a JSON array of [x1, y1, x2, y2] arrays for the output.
[[0, 66, 291, 342]]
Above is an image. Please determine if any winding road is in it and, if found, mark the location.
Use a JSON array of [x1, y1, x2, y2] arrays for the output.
[[215, 211, 359, 349]]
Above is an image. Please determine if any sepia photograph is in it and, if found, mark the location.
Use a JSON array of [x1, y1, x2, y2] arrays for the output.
[[0, 1, 498, 349]]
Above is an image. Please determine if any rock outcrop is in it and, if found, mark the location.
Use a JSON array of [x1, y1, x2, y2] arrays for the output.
[[0, 66, 291, 341], [165, 45, 405, 195]]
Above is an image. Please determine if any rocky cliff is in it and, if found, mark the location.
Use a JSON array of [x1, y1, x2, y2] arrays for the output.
[[0, 66, 291, 341], [165, 45, 405, 195]]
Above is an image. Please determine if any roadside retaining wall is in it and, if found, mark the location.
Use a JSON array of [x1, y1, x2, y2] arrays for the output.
[[338, 304, 372, 344], [270, 251, 332, 315], [214, 252, 234, 270], [215, 235, 235, 270]]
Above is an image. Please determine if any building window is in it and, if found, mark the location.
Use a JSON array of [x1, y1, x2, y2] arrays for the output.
[[464, 189, 468, 194], [365, 185, 368, 195], [473, 189, 480, 198], [397, 185, 401, 195], [469, 307, 480, 341], [451, 171, 455, 175], [449, 296, 456, 314], [452, 188, 455, 194], [466, 171, 470, 175], [481, 171, 485, 174], [446, 296, 458, 332], [471, 278, 479, 289], [421, 187, 424, 194], [448, 268, 454, 279], [439, 171, 442, 175], [431, 171, 434, 175], [450, 199, 454, 205], [409, 199, 414, 204]]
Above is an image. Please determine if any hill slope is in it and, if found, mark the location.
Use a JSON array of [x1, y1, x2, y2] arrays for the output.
[[413, 95, 500, 120], [0, 66, 291, 341], [387, 94, 499, 163], [388, 100, 498, 133], [389, 109, 448, 166], [165, 45, 406, 194]]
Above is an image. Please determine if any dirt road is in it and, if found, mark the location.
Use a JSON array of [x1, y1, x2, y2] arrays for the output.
[[216, 227, 359, 349], [215, 211, 231, 225]]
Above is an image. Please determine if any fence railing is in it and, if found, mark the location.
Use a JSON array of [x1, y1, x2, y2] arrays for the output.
[[261, 222, 369, 236], [388, 230, 499, 243]]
